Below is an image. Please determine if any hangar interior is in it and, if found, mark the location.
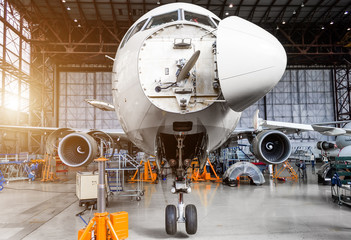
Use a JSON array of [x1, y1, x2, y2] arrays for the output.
[[0, 0, 351, 239]]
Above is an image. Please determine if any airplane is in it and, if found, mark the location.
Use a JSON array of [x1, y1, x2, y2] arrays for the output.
[[111, 3, 286, 235], [316, 123, 351, 157], [2, 2, 351, 236]]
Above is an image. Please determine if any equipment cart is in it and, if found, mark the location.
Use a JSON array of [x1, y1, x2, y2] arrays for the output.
[[106, 154, 144, 201], [331, 156, 351, 206]]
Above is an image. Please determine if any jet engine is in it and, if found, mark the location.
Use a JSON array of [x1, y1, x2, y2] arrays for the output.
[[317, 141, 335, 150], [251, 130, 291, 164], [58, 132, 98, 167]]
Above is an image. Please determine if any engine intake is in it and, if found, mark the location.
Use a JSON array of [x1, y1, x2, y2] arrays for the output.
[[58, 132, 98, 167], [317, 141, 335, 150], [252, 130, 291, 164]]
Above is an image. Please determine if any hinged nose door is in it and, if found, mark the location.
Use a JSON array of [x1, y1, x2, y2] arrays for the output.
[[217, 16, 287, 112]]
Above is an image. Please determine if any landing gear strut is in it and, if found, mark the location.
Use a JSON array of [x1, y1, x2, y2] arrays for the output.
[[165, 133, 198, 235]]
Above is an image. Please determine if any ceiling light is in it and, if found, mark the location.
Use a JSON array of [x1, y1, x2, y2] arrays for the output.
[[347, 28, 351, 31], [156, 1, 160, 4], [74, 19, 78, 22], [225, 12, 229, 16], [282, 20, 286, 24], [276, 26, 279, 30], [62, 0, 66, 2], [293, 10, 296, 14], [301, 3, 304, 7], [78, 24, 82, 28], [330, 21, 334, 25], [67, 6, 71, 10], [229, 4, 234, 8], [345, 11, 349, 15], [321, 26, 325, 30]]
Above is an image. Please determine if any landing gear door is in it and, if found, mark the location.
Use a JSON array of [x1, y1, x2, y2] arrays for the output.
[[216, 16, 287, 112]]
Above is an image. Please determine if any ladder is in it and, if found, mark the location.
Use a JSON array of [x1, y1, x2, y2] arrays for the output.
[[106, 162, 123, 192], [273, 161, 298, 181]]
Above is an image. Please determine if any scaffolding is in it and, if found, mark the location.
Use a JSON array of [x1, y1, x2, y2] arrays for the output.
[[106, 154, 143, 201], [0, 153, 41, 182]]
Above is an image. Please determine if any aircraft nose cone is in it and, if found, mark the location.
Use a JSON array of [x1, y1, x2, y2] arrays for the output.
[[217, 16, 287, 112]]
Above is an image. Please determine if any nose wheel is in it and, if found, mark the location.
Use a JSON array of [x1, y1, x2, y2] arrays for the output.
[[165, 205, 177, 235], [185, 204, 197, 234], [165, 189, 198, 235]]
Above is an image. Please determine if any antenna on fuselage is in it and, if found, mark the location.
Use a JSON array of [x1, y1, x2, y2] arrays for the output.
[[176, 50, 200, 82], [105, 55, 115, 61]]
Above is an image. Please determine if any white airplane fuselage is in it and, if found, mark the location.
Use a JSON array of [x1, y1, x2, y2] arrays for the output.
[[112, 3, 286, 163]]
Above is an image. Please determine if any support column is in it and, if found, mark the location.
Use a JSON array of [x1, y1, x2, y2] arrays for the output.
[[333, 64, 351, 122]]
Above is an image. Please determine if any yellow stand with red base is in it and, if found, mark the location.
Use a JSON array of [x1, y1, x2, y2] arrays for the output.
[[78, 212, 128, 240], [190, 158, 221, 183], [78, 154, 129, 240], [130, 159, 158, 183], [41, 154, 59, 182]]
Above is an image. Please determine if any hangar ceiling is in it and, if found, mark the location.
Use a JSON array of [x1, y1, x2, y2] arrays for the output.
[[10, 0, 351, 66]]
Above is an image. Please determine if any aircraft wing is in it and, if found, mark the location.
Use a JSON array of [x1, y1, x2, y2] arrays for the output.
[[231, 110, 351, 140], [0, 125, 126, 137], [252, 109, 351, 136], [0, 125, 61, 133], [0, 124, 129, 152], [257, 120, 351, 136]]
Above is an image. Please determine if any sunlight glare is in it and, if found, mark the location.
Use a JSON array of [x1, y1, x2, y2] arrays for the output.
[[4, 94, 19, 111]]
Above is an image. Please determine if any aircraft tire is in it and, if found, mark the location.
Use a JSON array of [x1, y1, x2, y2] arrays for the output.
[[165, 205, 177, 235], [185, 204, 197, 235]]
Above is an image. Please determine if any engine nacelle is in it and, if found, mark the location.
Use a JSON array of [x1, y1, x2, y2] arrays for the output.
[[317, 141, 335, 151], [58, 132, 98, 167], [251, 130, 291, 164]]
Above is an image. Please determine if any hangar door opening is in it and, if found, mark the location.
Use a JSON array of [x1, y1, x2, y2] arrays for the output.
[[59, 71, 121, 130]]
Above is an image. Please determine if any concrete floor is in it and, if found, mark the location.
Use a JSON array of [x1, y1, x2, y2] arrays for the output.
[[0, 165, 350, 240]]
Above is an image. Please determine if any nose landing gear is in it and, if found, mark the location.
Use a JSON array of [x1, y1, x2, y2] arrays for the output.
[[165, 133, 198, 235], [165, 181, 198, 235]]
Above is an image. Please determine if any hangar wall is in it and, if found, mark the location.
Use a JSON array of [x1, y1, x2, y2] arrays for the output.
[[58, 71, 120, 130], [58, 68, 335, 141], [239, 68, 335, 142]]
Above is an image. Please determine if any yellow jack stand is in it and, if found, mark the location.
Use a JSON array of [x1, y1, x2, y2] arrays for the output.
[[273, 161, 298, 181], [41, 154, 59, 182], [130, 159, 158, 183], [78, 153, 129, 240], [78, 211, 128, 240], [190, 158, 221, 183]]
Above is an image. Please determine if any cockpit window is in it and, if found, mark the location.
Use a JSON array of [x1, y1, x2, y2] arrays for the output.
[[128, 19, 147, 40], [212, 18, 220, 27], [184, 11, 216, 28], [145, 11, 179, 30], [119, 27, 134, 49], [119, 19, 147, 49]]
